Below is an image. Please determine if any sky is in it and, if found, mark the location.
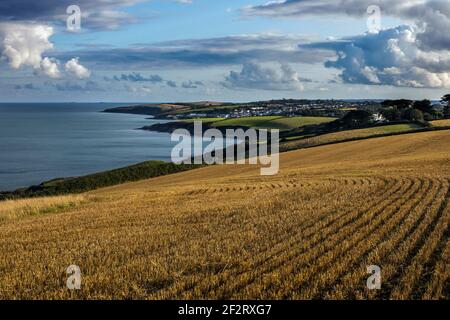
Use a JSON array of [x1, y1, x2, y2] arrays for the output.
[[1, 0, 450, 102]]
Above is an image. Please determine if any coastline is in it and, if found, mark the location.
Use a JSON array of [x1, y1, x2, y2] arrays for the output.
[[3, 103, 447, 199], [0, 161, 202, 200], [103, 104, 246, 134], [0, 103, 178, 194], [140, 121, 214, 134]]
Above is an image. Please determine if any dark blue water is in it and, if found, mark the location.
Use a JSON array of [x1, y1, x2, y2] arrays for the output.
[[0, 103, 175, 191]]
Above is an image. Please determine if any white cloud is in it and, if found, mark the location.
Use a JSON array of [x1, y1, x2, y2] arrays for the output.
[[124, 84, 152, 94], [65, 58, 91, 79], [60, 33, 329, 70], [40, 57, 61, 78], [0, 22, 60, 76], [242, 0, 450, 88], [0, 22, 95, 79], [223, 62, 305, 91], [310, 25, 450, 88], [0, 22, 70, 79], [77, 10, 140, 31], [244, 0, 450, 52]]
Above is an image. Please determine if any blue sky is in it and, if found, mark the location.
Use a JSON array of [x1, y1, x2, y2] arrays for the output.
[[1, 0, 450, 102]]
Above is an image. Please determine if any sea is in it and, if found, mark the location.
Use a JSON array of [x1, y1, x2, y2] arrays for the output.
[[0, 103, 180, 191]]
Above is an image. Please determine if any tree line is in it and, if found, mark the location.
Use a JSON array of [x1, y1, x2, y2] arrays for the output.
[[380, 95, 450, 122]]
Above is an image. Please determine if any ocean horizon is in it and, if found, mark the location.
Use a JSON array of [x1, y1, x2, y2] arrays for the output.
[[0, 103, 175, 191]]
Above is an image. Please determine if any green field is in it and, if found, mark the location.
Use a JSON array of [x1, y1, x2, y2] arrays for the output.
[[281, 123, 422, 151], [181, 118, 224, 124], [268, 116, 337, 130], [172, 105, 237, 115], [183, 116, 337, 131]]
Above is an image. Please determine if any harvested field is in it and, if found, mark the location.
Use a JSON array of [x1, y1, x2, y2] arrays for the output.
[[0, 130, 449, 300]]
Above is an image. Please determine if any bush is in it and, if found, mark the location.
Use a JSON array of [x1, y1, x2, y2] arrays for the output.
[[342, 110, 373, 128], [1, 161, 201, 200], [380, 107, 402, 121], [403, 108, 424, 122]]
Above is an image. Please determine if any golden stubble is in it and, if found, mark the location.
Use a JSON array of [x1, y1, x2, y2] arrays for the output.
[[0, 130, 449, 300]]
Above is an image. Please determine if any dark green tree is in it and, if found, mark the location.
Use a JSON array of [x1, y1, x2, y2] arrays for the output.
[[413, 100, 437, 120], [382, 99, 413, 110], [441, 94, 450, 118], [412, 100, 432, 113], [342, 110, 372, 128], [403, 108, 424, 122], [380, 107, 401, 121]]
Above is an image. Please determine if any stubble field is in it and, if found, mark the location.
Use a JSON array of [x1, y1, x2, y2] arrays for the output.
[[0, 130, 449, 300]]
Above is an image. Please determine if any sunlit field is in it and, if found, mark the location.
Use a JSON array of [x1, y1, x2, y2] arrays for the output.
[[431, 119, 450, 128], [281, 123, 422, 150], [0, 130, 449, 300], [183, 116, 337, 131], [0, 195, 86, 221]]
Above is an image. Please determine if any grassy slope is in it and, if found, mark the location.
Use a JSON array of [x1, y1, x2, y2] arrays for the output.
[[183, 116, 337, 131], [212, 116, 282, 129], [171, 105, 237, 115], [269, 116, 337, 130], [1, 161, 200, 200], [281, 123, 422, 151], [1, 130, 449, 299], [0, 195, 86, 221], [181, 118, 225, 124]]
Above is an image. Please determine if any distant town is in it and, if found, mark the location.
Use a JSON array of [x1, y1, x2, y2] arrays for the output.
[[160, 98, 447, 124], [102, 97, 450, 141], [170, 100, 373, 120]]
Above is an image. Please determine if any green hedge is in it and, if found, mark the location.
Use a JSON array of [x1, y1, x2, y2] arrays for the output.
[[1, 161, 201, 200]]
